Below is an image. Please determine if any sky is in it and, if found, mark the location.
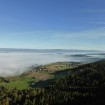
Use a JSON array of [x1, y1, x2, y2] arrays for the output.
[[0, 0, 105, 50]]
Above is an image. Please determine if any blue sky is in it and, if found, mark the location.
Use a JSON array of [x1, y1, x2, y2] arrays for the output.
[[0, 0, 105, 50]]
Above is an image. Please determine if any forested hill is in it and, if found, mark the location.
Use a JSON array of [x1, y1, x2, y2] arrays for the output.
[[0, 60, 105, 105], [47, 60, 105, 105], [69, 59, 105, 79]]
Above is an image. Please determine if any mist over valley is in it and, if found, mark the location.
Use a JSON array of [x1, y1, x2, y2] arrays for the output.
[[0, 49, 104, 76]]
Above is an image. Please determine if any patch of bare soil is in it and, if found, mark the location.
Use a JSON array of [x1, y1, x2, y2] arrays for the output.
[[26, 72, 53, 80]]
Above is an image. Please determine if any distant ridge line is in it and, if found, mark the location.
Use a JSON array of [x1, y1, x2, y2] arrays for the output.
[[0, 48, 103, 52]]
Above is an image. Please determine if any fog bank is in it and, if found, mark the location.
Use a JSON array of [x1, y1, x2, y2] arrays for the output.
[[0, 52, 104, 76], [0, 53, 70, 76]]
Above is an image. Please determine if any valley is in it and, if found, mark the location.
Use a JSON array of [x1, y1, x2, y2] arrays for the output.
[[0, 62, 81, 89]]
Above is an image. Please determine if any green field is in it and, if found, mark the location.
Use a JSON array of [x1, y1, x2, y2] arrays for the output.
[[0, 77, 37, 90]]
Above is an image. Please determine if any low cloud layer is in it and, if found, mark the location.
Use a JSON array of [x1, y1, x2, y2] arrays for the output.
[[0, 53, 70, 76], [0, 52, 104, 76]]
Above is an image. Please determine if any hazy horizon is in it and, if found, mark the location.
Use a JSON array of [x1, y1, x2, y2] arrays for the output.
[[0, 48, 104, 52]]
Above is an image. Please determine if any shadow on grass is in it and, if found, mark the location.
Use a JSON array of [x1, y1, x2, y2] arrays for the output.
[[30, 69, 71, 88], [30, 79, 53, 88]]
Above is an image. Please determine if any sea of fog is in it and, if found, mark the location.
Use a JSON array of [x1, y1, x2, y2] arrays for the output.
[[0, 50, 105, 76]]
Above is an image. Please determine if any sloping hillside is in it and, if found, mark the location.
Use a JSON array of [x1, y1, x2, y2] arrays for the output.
[[0, 60, 105, 105], [46, 60, 105, 105], [0, 62, 81, 89]]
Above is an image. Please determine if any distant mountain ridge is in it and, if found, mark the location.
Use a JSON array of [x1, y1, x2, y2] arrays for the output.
[[0, 48, 103, 53]]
